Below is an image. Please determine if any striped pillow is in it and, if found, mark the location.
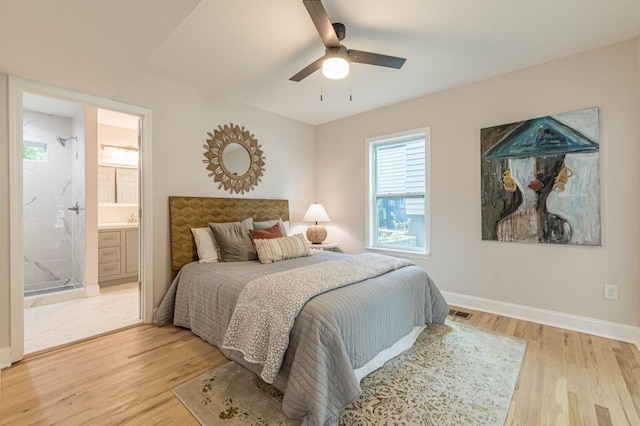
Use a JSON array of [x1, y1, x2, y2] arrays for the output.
[[253, 233, 311, 264]]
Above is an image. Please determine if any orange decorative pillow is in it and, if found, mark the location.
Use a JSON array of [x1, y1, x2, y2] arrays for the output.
[[249, 222, 283, 240]]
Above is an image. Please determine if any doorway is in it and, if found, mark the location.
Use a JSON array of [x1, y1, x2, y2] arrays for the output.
[[9, 77, 153, 362]]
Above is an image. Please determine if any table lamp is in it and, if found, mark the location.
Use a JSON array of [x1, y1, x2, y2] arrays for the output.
[[303, 202, 331, 244]]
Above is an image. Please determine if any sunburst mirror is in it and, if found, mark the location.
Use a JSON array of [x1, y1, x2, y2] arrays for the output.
[[203, 123, 266, 194]]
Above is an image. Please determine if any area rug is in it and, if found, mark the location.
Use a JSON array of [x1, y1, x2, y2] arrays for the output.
[[172, 321, 526, 425]]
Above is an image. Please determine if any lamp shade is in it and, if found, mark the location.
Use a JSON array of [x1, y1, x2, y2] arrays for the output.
[[303, 203, 331, 223]]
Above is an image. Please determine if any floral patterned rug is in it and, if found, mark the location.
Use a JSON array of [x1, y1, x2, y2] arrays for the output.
[[172, 321, 526, 425]]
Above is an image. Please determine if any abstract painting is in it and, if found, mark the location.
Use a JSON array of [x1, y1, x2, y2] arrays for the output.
[[481, 107, 600, 246]]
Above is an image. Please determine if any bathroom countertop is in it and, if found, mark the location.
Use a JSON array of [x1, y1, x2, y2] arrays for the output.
[[98, 222, 139, 230]]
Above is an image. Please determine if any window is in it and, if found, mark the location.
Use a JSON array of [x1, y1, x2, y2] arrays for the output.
[[23, 141, 48, 162], [367, 128, 430, 255]]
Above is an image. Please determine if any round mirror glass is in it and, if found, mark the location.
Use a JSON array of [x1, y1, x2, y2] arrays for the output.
[[222, 142, 251, 176]]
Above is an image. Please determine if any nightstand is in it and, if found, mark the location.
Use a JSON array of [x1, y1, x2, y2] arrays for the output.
[[308, 241, 339, 251]]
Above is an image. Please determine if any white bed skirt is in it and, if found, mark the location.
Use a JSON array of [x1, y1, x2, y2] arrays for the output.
[[353, 325, 426, 382]]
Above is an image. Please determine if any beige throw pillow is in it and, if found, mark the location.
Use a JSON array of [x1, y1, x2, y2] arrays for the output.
[[191, 227, 219, 263], [253, 233, 311, 264]]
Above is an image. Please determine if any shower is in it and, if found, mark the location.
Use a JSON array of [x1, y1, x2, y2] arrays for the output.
[[56, 135, 78, 147], [23, 117, 85, 299]]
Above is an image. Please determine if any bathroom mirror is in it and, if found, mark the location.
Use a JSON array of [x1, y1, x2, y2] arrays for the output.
[[97, 166, 138, 205], [204, 123, 265, 194]]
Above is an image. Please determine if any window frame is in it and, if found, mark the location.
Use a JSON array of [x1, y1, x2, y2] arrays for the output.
[[365, 127, 431, 258], [23, 140, 48, 162]]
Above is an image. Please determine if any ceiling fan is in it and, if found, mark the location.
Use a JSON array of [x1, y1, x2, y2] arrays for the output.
[[290, 0, 407, 82]]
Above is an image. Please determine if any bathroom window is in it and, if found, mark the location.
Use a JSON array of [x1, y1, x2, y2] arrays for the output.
[[23, 141, 48, 162]]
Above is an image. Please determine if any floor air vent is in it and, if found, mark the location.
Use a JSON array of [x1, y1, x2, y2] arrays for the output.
[[448, 309, 472, 319]]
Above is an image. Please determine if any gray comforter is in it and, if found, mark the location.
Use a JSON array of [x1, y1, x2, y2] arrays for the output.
[[157, 251, 449, 425]]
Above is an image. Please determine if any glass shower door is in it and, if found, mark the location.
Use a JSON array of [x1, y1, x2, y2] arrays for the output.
[[22, 96, 86, 301]]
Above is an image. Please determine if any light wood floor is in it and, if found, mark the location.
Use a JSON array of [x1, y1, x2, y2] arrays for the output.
[[1, 307, 639, 425]]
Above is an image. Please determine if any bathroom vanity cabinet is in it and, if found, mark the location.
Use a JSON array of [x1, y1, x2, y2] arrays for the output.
[[98, 226, 139, 284]]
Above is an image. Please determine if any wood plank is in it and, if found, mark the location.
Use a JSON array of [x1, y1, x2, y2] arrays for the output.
[[591, 336, 640, 424], [539, 324, 569, 424], [1, 311, 639, 425], [566, 330, 598, 424], [448, 307, 640, 425], [613, 344, 640, 419], [0, 325, 224, 425], [568, 391, 584, 426], [595, 404, 613, 426]]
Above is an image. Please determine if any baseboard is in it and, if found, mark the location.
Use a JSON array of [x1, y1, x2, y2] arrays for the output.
[[85, 284, 101, 297], [441, 291, 640, 349], [0, 347, 11, 369]]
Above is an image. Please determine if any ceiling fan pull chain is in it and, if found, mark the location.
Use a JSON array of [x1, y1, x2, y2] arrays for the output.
[[320, 73, 324, 101], [350, 69, 353, 102]]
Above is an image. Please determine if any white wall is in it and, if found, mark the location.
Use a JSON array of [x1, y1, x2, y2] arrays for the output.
[[98, 204, 139, 224], [97, 123, 139, 167], [0, 73, 10, 352], [111, 70, 316, 307], [316, 39, 640, 328]]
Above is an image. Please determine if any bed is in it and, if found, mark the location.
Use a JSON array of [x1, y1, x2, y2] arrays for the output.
[[158, 196, 449, 425]]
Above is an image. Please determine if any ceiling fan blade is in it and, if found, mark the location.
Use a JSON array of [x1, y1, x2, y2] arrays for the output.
[[348, 50, 406, 69], [303, 0, 340, 48], [290, 56, 325, 82]]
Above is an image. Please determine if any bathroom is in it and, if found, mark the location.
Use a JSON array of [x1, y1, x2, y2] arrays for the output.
[[22, 92, 141, 353]]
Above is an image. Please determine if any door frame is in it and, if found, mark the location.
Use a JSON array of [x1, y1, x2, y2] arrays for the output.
[[9, 76, 154, 362]]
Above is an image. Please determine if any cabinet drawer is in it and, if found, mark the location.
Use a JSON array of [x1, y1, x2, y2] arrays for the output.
[[98, 261, 121, 278], [98, 246, 121, 263], [98, 231, 121, 247]]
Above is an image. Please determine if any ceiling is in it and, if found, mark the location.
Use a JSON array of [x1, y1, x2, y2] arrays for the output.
[[2, 1, 640, 125], [23, 93, 141, 129], [23, 92, 83, 118]]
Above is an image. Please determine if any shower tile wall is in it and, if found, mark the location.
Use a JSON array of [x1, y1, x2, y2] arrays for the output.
[[23, 110, 83, 296]]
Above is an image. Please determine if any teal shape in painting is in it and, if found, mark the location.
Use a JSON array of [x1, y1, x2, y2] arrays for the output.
[[483, 116, 599, 160]]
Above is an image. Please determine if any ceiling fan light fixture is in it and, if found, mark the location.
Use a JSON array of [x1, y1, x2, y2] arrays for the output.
[[323, 46, 350, 80], [289, 1, 406, 83], [322, 56, 349, 80]]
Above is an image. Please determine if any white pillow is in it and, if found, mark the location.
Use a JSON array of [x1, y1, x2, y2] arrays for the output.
[[191, 227, 219, 263]]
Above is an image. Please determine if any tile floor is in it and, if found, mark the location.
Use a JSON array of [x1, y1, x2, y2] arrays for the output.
[[24, 282, 141, 354]]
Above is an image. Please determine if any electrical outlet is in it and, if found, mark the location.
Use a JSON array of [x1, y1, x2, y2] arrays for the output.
[[604, 284, 618, 301]]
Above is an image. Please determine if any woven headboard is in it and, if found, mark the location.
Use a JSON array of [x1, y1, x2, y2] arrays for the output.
[[169, 196, 289, 276]]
